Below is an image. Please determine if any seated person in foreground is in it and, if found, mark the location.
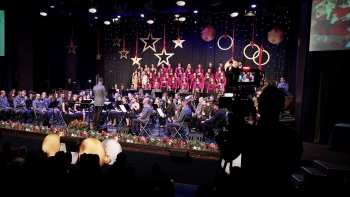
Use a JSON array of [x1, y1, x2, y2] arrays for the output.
[[241, 85, 303, 196], [167, 100, 192, 136]]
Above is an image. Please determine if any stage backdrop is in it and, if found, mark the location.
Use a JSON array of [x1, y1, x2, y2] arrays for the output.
[[102, 8, 299, 90]]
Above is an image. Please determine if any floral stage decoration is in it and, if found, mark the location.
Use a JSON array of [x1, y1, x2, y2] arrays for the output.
[[0, 120, 219, 152]]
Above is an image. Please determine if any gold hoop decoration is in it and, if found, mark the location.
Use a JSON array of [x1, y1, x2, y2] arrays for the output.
[[252, 50, 270, 66], [243, 43, 260, 59], [217, 35, 233, 50]]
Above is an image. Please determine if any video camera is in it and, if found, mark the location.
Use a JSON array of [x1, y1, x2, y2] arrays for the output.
[[230, 68, 264, 99]]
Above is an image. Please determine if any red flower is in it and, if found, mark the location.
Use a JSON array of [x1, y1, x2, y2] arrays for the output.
[[101, 131, 108, 136], [50, 125, 56, 131]]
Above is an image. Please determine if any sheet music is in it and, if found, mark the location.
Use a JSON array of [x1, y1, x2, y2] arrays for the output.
[[119, 105, 127, 112], [157, 108, 165, 117]]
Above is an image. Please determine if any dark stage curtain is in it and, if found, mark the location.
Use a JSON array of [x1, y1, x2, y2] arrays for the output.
[[102, 8, 300, 89], [314, 51, 350, 143]]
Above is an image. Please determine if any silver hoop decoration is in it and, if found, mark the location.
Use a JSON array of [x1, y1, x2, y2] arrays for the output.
[[217, 35, 233, 50], [252, 50, 270, 66], [243, 43, 260, 59]]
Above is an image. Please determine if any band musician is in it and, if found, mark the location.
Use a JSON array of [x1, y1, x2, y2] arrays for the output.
[[131, 97, 153, 134], [167, 100, 192, 137], [200, 102, 226, 139]]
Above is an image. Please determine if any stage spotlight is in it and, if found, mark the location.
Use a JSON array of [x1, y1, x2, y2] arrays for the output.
[[50, 5, 55, 8], [141, 14, 144, 17], [40, 11, 48, 16], [230, 12, 239, 17], [244, 10, 256, 16], [194, 10, 198, 13], [94, 16, 98, 19], [89, 6, 97, 13], [179, 16, 186, 22], [176, 0, 186, 6], [117, 15, 121, 18], [251, 4, 257, 8]]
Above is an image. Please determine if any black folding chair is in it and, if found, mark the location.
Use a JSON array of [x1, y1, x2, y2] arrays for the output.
[[172, 117, 191, 140], [138, 117, 153, 137]]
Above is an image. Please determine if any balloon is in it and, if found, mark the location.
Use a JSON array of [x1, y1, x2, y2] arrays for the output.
[[42, 134, 60, 157], [201, 25, 216, 42], [102, 139, 122, 165], [267, 26, 284, 44], [78, 138, 107, 166]]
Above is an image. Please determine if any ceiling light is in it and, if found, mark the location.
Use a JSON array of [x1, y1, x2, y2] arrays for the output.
[[251, 4, 257, 8], [147, 18, 154, 24], [230, 12, 239, 17], [112, 18, 121, 24], [176, 0, 186, 6], [194, 10, 198, 13], [104, 20, 111, 25], [244, 10, 256, 16], [40, 11, 48, 16], [89, 7, 97, 13], [50, 5, 55, 9], [94, 16, 98, 19], [179, 16, 186, 21], [141, 14, 144, 17], [117, 15, 121, 18]]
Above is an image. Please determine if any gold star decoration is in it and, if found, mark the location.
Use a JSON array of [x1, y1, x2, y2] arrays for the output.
[[96, 53, 102, 60], [130, 56, 142, 65], [172, 37, 185, 48], [112, 38, 122, 47], [139, 32, 162, 52], [119, 49, 129, 59], [67, 46, 77, 54], [154, 48, 174, 66]]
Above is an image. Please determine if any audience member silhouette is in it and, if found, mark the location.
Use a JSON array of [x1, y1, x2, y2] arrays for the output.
[[105, 152, 127, 180], [241, 85, 303, 196]]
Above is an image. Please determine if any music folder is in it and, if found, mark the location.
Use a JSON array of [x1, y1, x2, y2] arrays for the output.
[[48, 101, 59, 108], [119, 105, 127, 112], [157, 108, 165, 117], [80, 100, 91, 109], [67, 101, 76, 108]]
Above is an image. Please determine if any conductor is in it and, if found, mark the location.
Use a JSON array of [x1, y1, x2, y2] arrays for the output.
[[225, 60, 239, 93], [92, 78, 106, 130]]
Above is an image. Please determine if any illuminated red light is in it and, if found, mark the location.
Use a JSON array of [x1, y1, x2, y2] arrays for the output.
[[242, 67, 250, 71]]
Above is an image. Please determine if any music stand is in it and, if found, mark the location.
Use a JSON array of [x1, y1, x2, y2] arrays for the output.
[[117, 104, 130, 126], [152, 104, 159, 111], [108, 98, 116, 103], [80, 100, 92, 126], [121, 90, 128, 97], [155, 92, 162, 98], [199, 93, 211, 98], [67, 101, 76, 109], [143, 90, 151, 96], [128, 90, 138, 95], [48, 101, 59, 108], [104, 102, 114, 128], [180, 93, 190, 99], [108, 89, 117, 96], [167, 91, 175, 98]]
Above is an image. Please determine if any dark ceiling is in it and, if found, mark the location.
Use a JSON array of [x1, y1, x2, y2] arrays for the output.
[[2, 0, 302, 20]]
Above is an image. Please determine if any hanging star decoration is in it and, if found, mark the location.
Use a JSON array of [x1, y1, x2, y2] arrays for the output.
[[155, 24, 174, 66], [131, 28, 142, 65], [96, 53, 102, 60], [119, 48, 129, 59], [112, 33, 122, 47], [173, 22, 185, 49], [130, 55, 142, 65], [172, 36, 185, 48], [67, 38, 77, 54], [119, 31, 129, 59], [154, 48, 174, 66], [139, 30, 161, 52]]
